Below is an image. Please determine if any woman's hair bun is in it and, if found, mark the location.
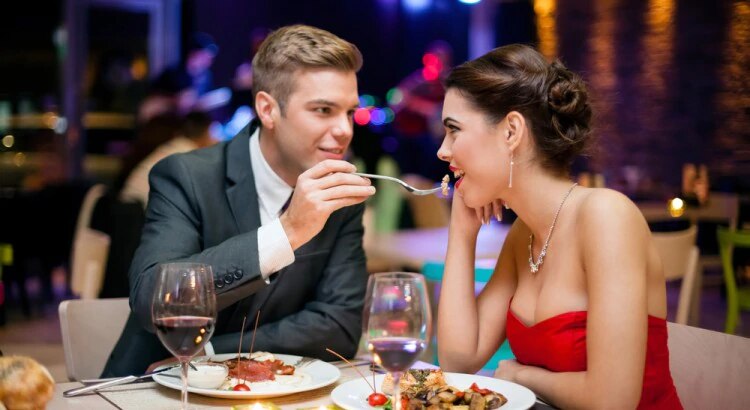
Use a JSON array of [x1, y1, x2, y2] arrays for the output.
[[547, 61, 590, 121]]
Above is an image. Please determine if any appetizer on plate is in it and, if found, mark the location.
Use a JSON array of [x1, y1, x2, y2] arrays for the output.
[[210, 351, 302, 391], [381, 369, 507, 410]]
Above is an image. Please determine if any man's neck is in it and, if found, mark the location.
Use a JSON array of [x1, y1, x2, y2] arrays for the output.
[[257, 126, 297, 187]]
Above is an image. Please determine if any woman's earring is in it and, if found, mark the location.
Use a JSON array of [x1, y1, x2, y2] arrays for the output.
[[508, 152, 514, 188]]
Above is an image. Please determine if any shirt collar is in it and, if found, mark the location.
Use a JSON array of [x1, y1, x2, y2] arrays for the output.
[[249, 127, 293, 217]]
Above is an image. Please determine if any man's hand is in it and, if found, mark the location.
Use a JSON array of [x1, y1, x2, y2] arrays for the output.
[[280, 160, 375, 250]]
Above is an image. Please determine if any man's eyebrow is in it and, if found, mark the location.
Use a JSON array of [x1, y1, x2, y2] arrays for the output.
[[306, 99, 338, 107]]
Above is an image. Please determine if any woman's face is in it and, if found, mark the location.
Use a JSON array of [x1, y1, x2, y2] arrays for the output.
[[437, 89, 509, 208]]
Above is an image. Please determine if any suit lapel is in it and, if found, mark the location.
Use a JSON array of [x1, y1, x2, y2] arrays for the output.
[[224, 120, 290, 334], [226, 121, 261, 234]]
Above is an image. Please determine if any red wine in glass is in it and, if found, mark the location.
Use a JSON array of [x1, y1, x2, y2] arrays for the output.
[[152, 263, 216, 410], [364, 272, 431, 410], [368, 336, 426, 372], [154, 316, 215, 359]]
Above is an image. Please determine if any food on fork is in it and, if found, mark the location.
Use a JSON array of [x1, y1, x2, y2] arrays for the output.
[[441, 175, 450, 196], [380, 369, 507, 409]]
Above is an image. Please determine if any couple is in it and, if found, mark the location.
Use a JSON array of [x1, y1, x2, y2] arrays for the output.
[[105, 24, 681, 409]]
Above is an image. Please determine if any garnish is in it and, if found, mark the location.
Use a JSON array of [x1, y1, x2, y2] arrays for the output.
[[234, 315, 250, 391], [231, 311, 261, 391], [326, 347, 390, 407], [368, 392, 388, 406]]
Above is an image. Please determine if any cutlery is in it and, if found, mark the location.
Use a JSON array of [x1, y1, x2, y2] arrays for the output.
[[63, 363, 197, 397], [353, 173, 443, 196]]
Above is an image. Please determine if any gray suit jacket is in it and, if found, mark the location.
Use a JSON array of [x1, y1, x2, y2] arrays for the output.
[[102, 122, 368, 377]]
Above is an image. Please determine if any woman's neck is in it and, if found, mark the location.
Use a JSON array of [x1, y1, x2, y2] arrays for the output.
[[502, 166, 577, 240]]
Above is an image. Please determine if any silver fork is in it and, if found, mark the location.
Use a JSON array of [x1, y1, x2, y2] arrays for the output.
[[354, 173, 443, 196], [294, 356, 317, 368]]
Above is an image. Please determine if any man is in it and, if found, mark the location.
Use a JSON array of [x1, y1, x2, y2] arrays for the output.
[[102, 25, 374, 376]]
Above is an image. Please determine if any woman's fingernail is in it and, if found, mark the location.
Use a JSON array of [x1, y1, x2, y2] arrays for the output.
[[495, 212, 502, 222]]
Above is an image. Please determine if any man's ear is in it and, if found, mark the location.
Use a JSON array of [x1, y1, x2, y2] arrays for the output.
[[505, 111, 526, 151], [255, 91, 278, 129]]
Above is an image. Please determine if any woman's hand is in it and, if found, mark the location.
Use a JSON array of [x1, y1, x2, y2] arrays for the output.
[[450, 192, 504, 237], [494, 359, 527, 383]]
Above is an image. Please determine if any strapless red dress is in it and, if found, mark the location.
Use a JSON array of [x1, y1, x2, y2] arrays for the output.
[[506, 307, 683, 409]]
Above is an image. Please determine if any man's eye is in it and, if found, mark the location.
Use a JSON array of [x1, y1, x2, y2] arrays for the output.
[[315, 107, 331, 114]]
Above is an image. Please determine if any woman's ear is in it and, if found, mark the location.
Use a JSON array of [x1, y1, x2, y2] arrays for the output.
[[505, 111, 526, 151], [255, 91, 278, 130]]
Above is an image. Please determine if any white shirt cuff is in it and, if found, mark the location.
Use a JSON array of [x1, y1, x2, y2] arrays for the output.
[[258, 217, 295, 279]]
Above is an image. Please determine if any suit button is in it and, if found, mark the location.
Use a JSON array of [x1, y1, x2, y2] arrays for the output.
[[223, 273, 234, 285], [233, 269, 244, 280], [215, 279, 225, 289]]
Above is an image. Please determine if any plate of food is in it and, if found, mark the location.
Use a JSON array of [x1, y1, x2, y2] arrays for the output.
[[152, 352, 340, 399], [331, 368, 536, 410]]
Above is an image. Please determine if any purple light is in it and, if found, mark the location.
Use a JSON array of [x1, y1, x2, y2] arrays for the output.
[[404, 0, 431, 12], [370, 109, 387, 126]]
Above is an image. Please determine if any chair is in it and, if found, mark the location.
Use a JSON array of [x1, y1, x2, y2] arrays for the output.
[[651, 225, 700, 325], [717, 227, 750, 334], [59, 298, 130, 381], [667, 322, 750, 409], [70, 184, 110, 299]]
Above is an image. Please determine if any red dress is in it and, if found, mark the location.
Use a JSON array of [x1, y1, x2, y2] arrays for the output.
[[506, 307, 683, 409]]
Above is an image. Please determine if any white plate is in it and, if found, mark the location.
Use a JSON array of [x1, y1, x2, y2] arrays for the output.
[[331, 372, 536, 410], [152, 353, 340, 399]]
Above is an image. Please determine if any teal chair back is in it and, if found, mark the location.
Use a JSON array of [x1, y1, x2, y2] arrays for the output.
[[717, 227, 750, 334], [422, 260, 514, 371]]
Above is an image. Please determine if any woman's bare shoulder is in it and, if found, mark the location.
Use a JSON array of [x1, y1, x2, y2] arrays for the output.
[[577, 188, 648, 235]]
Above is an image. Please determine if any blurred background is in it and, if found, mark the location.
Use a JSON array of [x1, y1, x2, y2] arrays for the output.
[[0, 0, 748, 380]]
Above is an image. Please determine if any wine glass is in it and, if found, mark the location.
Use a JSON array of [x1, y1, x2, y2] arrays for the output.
[[152, 262, 216, 410], [363, 272, 432, 410]]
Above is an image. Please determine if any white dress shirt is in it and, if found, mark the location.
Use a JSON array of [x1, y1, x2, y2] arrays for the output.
[[249, 127, 296, 277]]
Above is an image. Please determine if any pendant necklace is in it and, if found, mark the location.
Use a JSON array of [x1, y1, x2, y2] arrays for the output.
[[528, 183, 578, 273]]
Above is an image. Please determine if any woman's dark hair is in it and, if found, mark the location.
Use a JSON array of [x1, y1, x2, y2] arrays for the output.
[[445, 44, 592, 174]]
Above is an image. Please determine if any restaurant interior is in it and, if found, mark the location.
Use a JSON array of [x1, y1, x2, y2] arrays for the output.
[[0, 0, 749, 409]]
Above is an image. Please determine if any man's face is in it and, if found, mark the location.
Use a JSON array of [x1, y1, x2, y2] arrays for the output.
[[266, 69, 359, 184]]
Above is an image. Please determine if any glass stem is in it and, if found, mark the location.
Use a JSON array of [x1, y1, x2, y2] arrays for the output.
[[391, 371, 403, 410], [180, 359, 190, 410]]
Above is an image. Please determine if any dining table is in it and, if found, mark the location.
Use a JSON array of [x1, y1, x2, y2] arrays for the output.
[[48, 357, 552, 409], [364, 222, 510, 272]]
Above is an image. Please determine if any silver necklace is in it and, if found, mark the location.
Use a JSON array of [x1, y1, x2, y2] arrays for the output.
[[528, 183, 578, 273]]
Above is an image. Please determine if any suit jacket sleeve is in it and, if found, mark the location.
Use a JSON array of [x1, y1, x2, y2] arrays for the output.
[[129, 155, 267, 331], [210, 203, 368, 359]]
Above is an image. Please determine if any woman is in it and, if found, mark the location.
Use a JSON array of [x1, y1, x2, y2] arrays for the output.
[[436, 44, 682, 409]]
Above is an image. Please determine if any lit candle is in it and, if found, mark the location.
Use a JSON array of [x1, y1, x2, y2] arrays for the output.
[[230, 402, 280, 410], [668, 197, 685, 217]]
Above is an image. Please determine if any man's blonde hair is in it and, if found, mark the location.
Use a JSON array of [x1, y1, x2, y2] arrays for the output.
[[252, 25, 363, 112]]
